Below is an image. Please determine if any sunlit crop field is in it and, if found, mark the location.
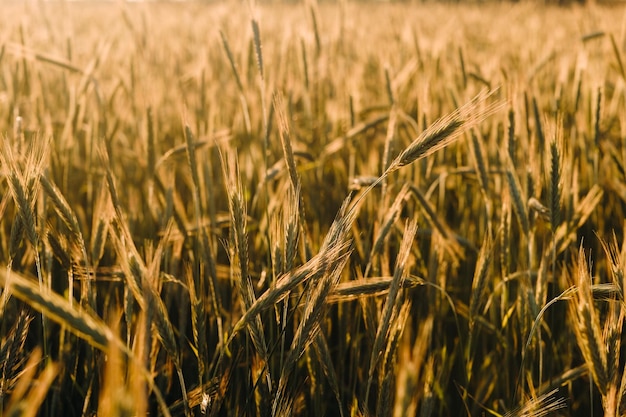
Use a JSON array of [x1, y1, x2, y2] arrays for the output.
[[1, 1, 626, 416]]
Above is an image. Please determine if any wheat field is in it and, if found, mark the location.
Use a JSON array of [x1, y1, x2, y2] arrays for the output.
[[1, 1, 626, 416]]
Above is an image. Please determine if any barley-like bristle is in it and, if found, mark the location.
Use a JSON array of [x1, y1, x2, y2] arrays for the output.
[[505, 389, 566, 417]]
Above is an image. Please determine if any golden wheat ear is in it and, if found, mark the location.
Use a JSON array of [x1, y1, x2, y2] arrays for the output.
[[386, 89, 505, 174]]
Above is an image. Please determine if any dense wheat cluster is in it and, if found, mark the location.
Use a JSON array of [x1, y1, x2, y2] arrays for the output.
[[1, 1, 626, 416]]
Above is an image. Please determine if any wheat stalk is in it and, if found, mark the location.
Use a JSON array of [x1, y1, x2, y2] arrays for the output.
[[469, 234, 493, 331], [364, 183, 411, 278], [365, 219, 418, 408], [377, 301, 411, 417], [223, 149, 273, 399], [272, 249, 350, 416]]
